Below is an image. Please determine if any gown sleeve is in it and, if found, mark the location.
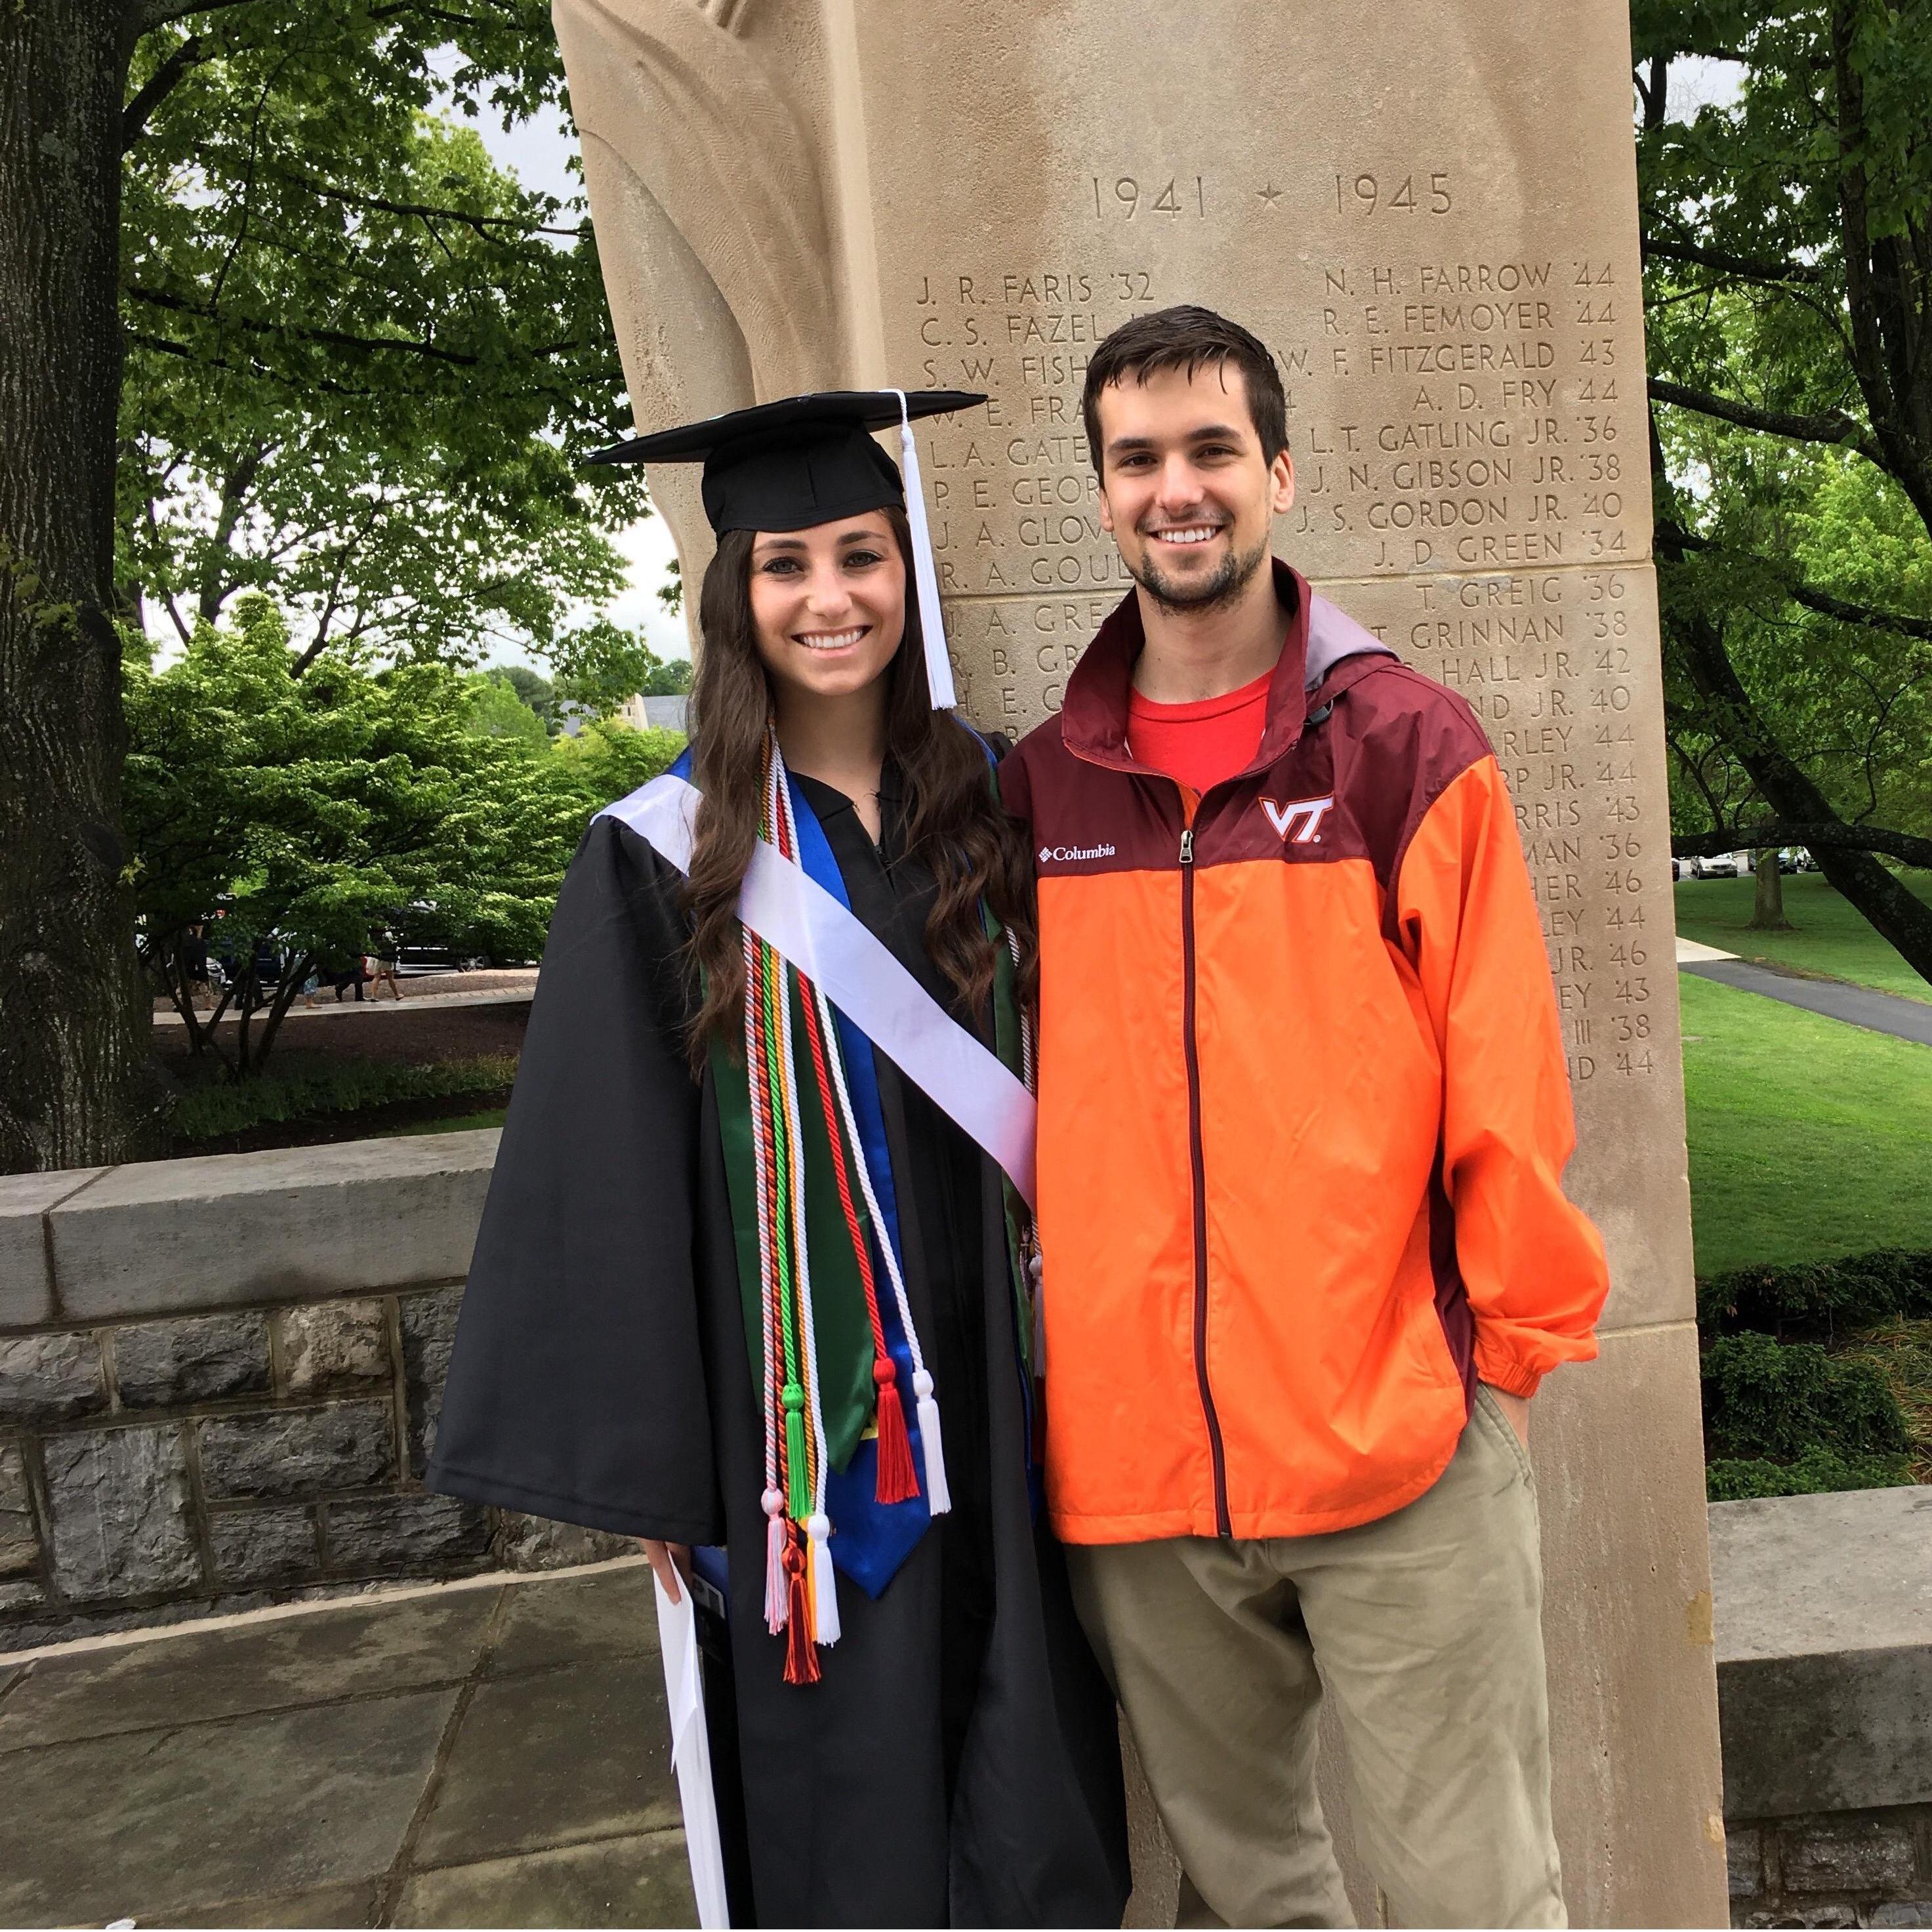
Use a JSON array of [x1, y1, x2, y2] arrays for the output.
[[425, 813, 724, 1543]]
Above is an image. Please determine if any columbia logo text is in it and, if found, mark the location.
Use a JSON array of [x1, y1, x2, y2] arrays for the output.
[[1259, 795, 1335, 844], [1039, 842, 1118, 865]]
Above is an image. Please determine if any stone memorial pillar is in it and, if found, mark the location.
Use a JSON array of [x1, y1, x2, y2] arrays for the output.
[[555, 2, 1729, 1921]]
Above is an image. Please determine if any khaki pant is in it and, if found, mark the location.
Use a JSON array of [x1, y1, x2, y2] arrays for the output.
[[1067, 1389, 1562, 1929]]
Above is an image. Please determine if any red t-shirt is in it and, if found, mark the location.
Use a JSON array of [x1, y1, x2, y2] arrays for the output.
[[1126, 667, 1273, 798]]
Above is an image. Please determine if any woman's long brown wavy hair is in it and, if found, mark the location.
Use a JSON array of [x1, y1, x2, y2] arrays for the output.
[[682, 506, 1037, 1069]]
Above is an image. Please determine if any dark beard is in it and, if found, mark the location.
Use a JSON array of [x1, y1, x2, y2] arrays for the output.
[[1129, 527, 1272, 616]]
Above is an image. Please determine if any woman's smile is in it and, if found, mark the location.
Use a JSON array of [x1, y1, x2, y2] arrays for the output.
[[792, 623, 871, 652]]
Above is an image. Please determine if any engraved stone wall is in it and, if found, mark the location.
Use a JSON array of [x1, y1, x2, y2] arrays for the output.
[[555, 1, 1728, 1920]]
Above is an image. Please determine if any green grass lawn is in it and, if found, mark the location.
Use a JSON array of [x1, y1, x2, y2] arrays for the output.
[[1674, 871, 1932, 1004], [1680, 972, 1932, 1275]]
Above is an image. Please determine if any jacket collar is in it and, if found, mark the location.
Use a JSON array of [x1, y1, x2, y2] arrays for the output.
[[1059, 556, 1314, 773]]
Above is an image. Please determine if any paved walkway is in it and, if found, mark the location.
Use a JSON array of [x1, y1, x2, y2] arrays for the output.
[[1675, 937, 1932, 1048], [0, 1561, 695, 1929], [154, 972, 539, 1029]]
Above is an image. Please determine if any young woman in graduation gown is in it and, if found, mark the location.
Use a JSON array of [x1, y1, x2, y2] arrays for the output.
[[427, 392, 1130, 1929]]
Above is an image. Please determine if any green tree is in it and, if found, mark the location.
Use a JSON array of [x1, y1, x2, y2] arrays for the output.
[[120, 104, 640, 667], [552, 617, 691, 718], [487, 664, 562, 733], [553, 716, 686, 803], [1636, 0, 1932, 983], [1, 0, 651, 1168], [125, 593, 594, 1077], [466, 671, 552, 750]]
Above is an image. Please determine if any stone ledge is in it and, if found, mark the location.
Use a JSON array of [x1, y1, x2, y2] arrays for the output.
[[0, 1170, 105, 1329], [23, 1132, 500, 1325], [1712, 1487, 1932, 1820]]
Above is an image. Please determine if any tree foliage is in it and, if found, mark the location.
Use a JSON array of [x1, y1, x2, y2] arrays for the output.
[[467, 670, 553, 749], [552, 714, 688, 796], [117, 0, 647, 671], [485, 664, 564, 733], [0, 0, 681, 1167], [124, 593, 678, 1077], [550, 618, 693, 716], [1637, 0, 1932, 981]]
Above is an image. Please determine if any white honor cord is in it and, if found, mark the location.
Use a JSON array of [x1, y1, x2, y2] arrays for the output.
[[892, 386, 956, 710], [811, 974, 950, 1515]]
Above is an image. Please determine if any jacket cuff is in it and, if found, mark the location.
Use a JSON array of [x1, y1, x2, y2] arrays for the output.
[[1473, 1341, 1544, 1401]]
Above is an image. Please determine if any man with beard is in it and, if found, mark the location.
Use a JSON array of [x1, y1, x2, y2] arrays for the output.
[[998, 308, 1609, 1927]]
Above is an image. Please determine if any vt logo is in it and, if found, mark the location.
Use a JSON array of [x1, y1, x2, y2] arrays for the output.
[[1260, 794, 1335, 844]]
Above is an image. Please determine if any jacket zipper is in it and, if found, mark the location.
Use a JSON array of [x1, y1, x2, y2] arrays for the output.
[[1178, 822, 1233, 1537], [1056, 646, 1354, 1539]]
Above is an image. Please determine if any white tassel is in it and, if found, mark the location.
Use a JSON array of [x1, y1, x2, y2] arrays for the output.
[[913, 1367, 951, 1515], [892, 388, 956, 709], [1029, 1248, 1046, 1376], [762, 1488, 787, 1632], [807, 1511, 840, 1645]]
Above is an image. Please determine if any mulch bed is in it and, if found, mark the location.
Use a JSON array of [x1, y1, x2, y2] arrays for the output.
[[154, 982, 531, 1155], [177, 1088, 518, 1158]]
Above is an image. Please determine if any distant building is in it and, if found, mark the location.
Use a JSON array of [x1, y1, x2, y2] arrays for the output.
[[617, 693, 689, 735]]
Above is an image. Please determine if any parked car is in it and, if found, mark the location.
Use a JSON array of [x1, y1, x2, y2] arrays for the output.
[[1779, 847, 1819, 873], [391, 899, 493, 976], [394, 943, 493, 977], [1691, 851, 1754, 879]]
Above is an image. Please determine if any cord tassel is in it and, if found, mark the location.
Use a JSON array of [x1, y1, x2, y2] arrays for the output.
[[1029, 1248, 1046, 1377], [783, 1385, 809, 1521], [913, 1367, 951, 1515], [807, 1511, 840, 1645], [873, 1361, 919, 1504], [762, 1487, 787, 1632], [781, 1527, 819, 1685]]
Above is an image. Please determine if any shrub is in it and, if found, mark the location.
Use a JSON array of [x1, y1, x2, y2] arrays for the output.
[[173, 1056, 517, 1141], [1839, 1321, 1932, 1485], [1706, 1446, 1914, 1502], [1700, 1330, 1911, 1464], [1697, 1248, 1932, 1338]]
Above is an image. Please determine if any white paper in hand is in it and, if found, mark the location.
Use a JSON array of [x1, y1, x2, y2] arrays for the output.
[[653, 1571, 730, 1928]]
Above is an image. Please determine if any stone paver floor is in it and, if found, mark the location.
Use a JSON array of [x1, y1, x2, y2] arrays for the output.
[[0, 1561, 697, 1929]]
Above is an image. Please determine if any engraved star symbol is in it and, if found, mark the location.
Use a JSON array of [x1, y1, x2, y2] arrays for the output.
[[1257, 183, 1283, 208]]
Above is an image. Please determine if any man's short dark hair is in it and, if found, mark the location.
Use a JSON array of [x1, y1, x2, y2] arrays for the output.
[[1081, 305, 1288, 474]]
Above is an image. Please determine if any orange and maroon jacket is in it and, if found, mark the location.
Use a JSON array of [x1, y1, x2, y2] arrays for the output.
[[1001, 560, 1609, 1545]]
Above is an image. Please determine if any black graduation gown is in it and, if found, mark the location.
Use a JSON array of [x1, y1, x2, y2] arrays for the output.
[[428, 768, 1130, 1929]]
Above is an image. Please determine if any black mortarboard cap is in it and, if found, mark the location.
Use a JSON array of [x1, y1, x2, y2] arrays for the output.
[[588, 390, 987, 537]]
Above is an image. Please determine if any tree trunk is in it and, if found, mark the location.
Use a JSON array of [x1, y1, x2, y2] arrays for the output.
[[155, 926, 230, 1068], [1830, 1, 1932, 537], [0, 0, 161, 1171], [1651, 408, 1932, 990], [1750, 849, 1790, 930], [251, 949, 314, 1073], [1670, 594, 1932, 981], [234, 963, 261, 1077]]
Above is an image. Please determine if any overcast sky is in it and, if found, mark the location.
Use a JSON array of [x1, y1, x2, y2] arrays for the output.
[[441, 70, 688, 668]]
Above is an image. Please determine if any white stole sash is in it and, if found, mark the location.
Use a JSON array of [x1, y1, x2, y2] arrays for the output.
[[598, 775, 1037, 1208]]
